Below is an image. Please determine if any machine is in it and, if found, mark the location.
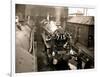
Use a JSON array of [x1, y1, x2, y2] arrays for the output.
[[40, 18, 73, 70]]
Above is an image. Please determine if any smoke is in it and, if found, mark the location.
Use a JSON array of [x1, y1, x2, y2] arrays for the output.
[[55, 7, 63, 25]]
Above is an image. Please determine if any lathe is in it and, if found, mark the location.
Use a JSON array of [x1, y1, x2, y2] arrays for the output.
[[40, 18, 73, 70]]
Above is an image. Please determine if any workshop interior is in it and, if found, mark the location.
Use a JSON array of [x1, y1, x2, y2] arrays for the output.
[[15, 4, 94, 73]]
